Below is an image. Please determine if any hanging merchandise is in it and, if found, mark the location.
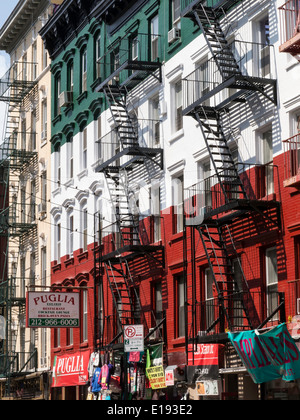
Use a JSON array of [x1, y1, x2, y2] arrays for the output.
[[88, 352, 100, 378], [99, 363, 114, 390], [91, 367, 102, 393]]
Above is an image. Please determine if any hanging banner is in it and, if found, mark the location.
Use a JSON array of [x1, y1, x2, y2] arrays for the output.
[[149, 343, 163, 366], [228, 324, 300, 384]]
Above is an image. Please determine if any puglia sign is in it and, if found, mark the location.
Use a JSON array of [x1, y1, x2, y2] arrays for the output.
[[26, 292, 80, 328]]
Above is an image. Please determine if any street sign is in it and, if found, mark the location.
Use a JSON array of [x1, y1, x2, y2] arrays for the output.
[[124, 325, 144, 352]]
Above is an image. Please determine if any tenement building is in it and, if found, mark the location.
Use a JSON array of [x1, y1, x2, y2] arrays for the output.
[[0, 0, 53, 400], [38, 0, 300, 400]]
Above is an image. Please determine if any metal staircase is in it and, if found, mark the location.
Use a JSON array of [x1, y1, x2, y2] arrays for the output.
[[195, 106, 247, 205], [182, 0, 282, 355], [94, 32, 165, 350], [0, 61, 38, 395]]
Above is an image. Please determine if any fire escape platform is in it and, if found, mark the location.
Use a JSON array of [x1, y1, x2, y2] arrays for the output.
[[186, 198, 281, 227], [95, 146, 163, 173], [183, 74, 277, 118], [95, 60, 162, 94], [279, 32, 300, 55], [100, 244, 164, 263], [181, 0, 244, 20]]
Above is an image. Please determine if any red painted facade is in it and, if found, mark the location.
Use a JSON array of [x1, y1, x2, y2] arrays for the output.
[[50, 149, 300, 369]]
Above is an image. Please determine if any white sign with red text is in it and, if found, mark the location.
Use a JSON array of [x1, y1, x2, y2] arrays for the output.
[[124, 325, 144, 352], [26, 292, 80, 328]]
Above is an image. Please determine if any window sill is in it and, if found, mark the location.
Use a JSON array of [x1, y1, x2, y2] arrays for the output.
[[169, 128, 184, 144], [77, 168, 88, 180], [77, 91, 88, 105], [78, 250, 88, 262], [52, 114, 61, 126], [172, 336, 185, 347]]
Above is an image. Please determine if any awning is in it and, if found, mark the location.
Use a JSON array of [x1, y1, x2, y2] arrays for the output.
[[52, 351, 90, 388]]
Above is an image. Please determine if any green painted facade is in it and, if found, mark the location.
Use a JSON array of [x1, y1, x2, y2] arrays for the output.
[[50, 0, 204, 152]]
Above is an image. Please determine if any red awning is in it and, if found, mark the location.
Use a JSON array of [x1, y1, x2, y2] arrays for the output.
[[52, 351, 90, 388]]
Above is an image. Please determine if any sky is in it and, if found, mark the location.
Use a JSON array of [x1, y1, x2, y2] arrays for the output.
[[0, 0, 21, 141]]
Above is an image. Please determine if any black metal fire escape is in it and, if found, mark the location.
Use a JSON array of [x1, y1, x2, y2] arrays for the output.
[[0, 61, 38, 394], [181, 0, 282, 353], [94, 32, 165, 349]]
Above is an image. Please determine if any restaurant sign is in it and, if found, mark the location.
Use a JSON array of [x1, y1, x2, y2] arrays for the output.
[[26, 292, 80, 328]]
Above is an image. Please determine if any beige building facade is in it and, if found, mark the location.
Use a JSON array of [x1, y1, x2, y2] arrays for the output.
[[0, 0, 53, 399]]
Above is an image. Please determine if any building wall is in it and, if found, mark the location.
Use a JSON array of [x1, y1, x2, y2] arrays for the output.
[[1, 2, 53, 373], [47, 0, 300, 369]]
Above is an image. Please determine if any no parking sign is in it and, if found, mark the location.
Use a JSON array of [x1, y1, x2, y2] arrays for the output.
[[124, 325, 144, 352]]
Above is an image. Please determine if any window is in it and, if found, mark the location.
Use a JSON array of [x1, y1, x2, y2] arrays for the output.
[[41, 171, 47, 213], [41, 246, 47, 287], [95, 34, 101, 79], [171, 0, 181, 30], [233, 260, 244, 327], [67, 137, 74, 179], [258, 15, 271, 77], [30, 179, 36, 222], [176, 274, 186, 337], [82, 128, 88, 170], [151, 15, 159, 60], [22, 53, 27, 81], [174, 79, 183, 132], [68, 213, 74, 256], [41, 100, 47, 140], [266, 247, 278, 320], [30, 252, 36, 287], [173, 174, 184, 233], [198, 160, 212, 209], [21, 118, 26, 150], [150, 95, 160, 146], [82, 289, 88, 342], [155, 282, 163, 323], [81, 201, 88, 251], [131, 35, 139, 62], [20, 256, 26, 298], [31, 110, 36, 151], [150, 185, 161, 242], [21, 187, 26, 224], [205, 268, 215, 330], [95, 115, 102, 160], [32, 42, 37, 80], [262, 130, 274, 195], [81, 48, 87, 93], [56, 221, 61, 263], [67, 61, 74, 92], [42, 42, 48, 70], [55, 73, 61, 116], [195, 59, 210, 106], [55, 147, 61, 187]]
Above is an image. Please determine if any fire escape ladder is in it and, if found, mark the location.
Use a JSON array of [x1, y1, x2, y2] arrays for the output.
[[183, 2, 277, 106], [192, 4, 241, 80], [106, 172, 141, 249], [103, 83, 139, 150], [195, 106, 247, 204], [198, 223, 259, 332]]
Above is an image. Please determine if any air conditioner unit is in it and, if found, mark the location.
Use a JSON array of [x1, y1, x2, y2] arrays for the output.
[[168, 28, 181, 44], [59, 91, 73, 108], [38, 202, 47, 214], [149, 327, 162, 342]]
